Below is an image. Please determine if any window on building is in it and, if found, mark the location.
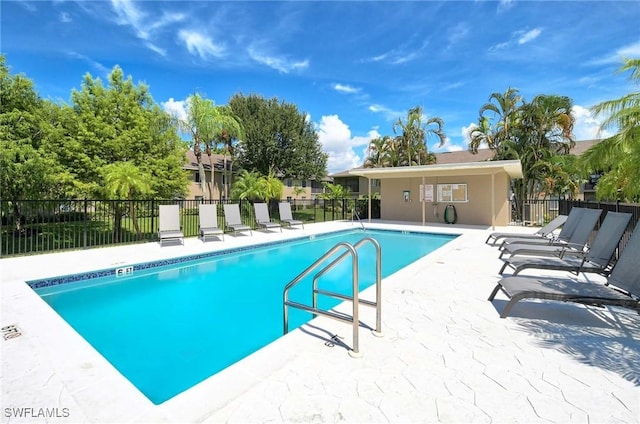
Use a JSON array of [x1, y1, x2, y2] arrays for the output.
[[194, 172, 201, 183], [437, 183, 468, 202], [344, 178, 359, 193], [301, 180, 307, 188]]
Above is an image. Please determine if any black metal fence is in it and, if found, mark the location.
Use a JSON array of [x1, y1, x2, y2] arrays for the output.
[[3, 197, 638, 258], [0, 198, 380, 257]]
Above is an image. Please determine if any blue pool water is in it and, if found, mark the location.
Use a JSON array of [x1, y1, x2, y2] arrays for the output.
[[35, 229, 456, 404]]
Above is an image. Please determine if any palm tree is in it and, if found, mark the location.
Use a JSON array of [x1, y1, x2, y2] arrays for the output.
[[208, 107, 244, 200], [174, 94, 244, 200], [475, 87, 524, 158], [580, 58, 640, 201], [364, 136, 391, 168], [230, 169, 263, 202], [470, 89, 576, 221], [392, 106, 445, 166], [514, 94, 576, 202], [174, 94, 216, 200], [260, 172, 284, 202], [468, 116, 495, 154], [102, 161, 151, 241]]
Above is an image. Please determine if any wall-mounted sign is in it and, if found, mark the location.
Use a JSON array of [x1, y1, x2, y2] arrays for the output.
[[420, 184, 434, 202]]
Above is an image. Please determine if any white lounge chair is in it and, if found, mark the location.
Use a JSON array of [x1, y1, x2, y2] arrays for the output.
[[223, 204, 252, 236], [254, 203, 281, 232], [278, 202, 304, 229], [158, 205, 184, 246], [198, 204, 224, 242]]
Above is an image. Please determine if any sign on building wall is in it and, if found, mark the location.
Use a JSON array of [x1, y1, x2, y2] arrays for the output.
[[419, 184, 434, 202]]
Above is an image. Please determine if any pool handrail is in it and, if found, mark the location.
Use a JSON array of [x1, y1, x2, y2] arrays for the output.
[[312, 237, 382, 335], [352, 207, 365, 230], [283, 237, 383, 358]]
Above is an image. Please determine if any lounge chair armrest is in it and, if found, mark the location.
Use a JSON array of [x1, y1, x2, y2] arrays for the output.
[[558, 246, 586, 259]]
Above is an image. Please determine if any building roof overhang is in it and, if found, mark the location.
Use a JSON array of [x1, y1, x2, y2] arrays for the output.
[[347, 160, 523, 179]]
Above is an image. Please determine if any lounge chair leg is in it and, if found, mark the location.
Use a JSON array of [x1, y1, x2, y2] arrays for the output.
[[488, 284, 502, 301], [499, 293, 529, 318], [498, 262, 509, 274]]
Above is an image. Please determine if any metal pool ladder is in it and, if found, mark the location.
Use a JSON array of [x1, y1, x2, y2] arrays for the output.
[[352, 207, 365, 230], [282, 237, 382, 358]]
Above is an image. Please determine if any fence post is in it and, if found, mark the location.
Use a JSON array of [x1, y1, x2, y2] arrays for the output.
[[151, 199, 156, 238], [83, 198, 88, 249]]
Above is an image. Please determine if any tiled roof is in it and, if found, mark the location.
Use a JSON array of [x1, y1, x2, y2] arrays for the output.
[[184, 150, 233, 171]]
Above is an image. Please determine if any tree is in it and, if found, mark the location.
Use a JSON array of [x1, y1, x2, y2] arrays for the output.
[[580, 58, 640, 201], [510, 94, 575, 204], [66, 66, 188, 199], [469, 88, 576, 221], [320, 182, 350, 200], [230, 169, 284, 203], [292, 184, 305, 199], [230, 170, 264, 202], [392, 106, 445, 166], [260, 172, 284, 202], [102, 161, 151, 240], [364, 136, 393, 168], [228, 93, 328, 180], [210, 108, 245, 200], [174, 94, 217, 200], [0, 56, 63, 231], [469, 87, 524, 156]]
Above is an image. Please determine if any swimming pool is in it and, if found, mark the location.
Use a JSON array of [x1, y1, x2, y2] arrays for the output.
[[32, 229, 456, 404]]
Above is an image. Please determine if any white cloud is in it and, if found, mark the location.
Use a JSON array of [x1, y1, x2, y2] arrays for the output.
[[489, 27, 543, 52], [162, 97, 187, 122], [179, 30, 226, 59], [19, 1, 37, 12], [488, 41, 510, 52], [447, 23, 469, 47], [67, 52, 110, 78], [572, 105, 613, 140], [316, 115, 379, 173], [111, 0, 148, 39], [518, 28, 542, 45], [589, 41, 640, 66], [433, 136, 464, 153], [368, 104, 404, 121], [461, 122, 479, 146], [247, 47, 309, 73], [362, 39, 428, 65], [60, 12, 72, 23], [333, 83, 360, 94], [109, 0, 184, 56], [497, 0, 515, 13]]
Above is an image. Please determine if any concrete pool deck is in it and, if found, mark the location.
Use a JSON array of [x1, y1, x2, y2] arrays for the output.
[[1, 220, 639, 423]]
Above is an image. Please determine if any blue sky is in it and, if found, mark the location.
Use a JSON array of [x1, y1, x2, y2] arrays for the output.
[[2, 1, 639, 174]]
